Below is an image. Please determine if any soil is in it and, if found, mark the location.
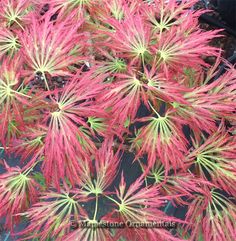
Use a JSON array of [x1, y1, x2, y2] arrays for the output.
[[196, 0, 236, 60]]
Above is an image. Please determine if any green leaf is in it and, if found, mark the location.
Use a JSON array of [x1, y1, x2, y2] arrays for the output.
[[32, 171, 46, 189]]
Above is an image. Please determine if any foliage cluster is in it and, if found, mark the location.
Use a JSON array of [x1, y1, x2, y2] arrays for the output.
[[0, 0, 236, 240]]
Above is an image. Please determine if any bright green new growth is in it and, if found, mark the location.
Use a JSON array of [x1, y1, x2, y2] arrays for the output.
[[149, 163, 165, 183], [88, 117, 107, 132], [97, 58, 127, 77], [109, 58, 127, 72]]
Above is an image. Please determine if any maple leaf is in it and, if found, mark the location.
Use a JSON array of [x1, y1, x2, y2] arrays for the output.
[[100, 71, 148, 126], [151, 23, 221, 76], [40, 71, 106, 188], [0, 1, 235, 240], [187, 124, 236, 196], [102, 14, 152, 65], [147, 161, 208, 205], [143, 64, 191, 104], [77, 139, 122, 196], [0, 160, 39, 231], [145, 0, 199, 34], [18, 186, 87, 241], [0, 27, 20, 59], [133, 106, 188, 172], [20, 14, 85, 89], [0, 56, 31, 145], [0, 0, 33, 30], [13, 126, 46, 164], [94, 47, 127, 76], [171, 66, 236, 135], [105, 173, 184, 241], [185, 186, 236, 241], [63, 207, 114, 241]]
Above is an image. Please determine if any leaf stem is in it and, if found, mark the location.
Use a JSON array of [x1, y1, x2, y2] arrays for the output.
[[42, 72, 50, 91], [14, 19, 25, 31], [4, 231, 10, 241], [148, 101, 161, 117], [22, 159, 42, 176], [104, 194, 120, 206], [93, 194, 99, 221], [164, 201, 172, 213]]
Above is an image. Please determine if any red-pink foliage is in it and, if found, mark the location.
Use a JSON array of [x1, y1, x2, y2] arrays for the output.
[[0, 0, 235, 240]]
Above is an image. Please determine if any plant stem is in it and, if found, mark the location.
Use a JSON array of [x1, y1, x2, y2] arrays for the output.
[[93, 194, 99, 221], [164, 201, 172, 213], [104, 194, 120, 206], [148, 101, 161, 117], [42, 72, 50, 91], [14, 19, 25, 31], [4, 231, 10, 241], [23, 159, 43, 176]]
